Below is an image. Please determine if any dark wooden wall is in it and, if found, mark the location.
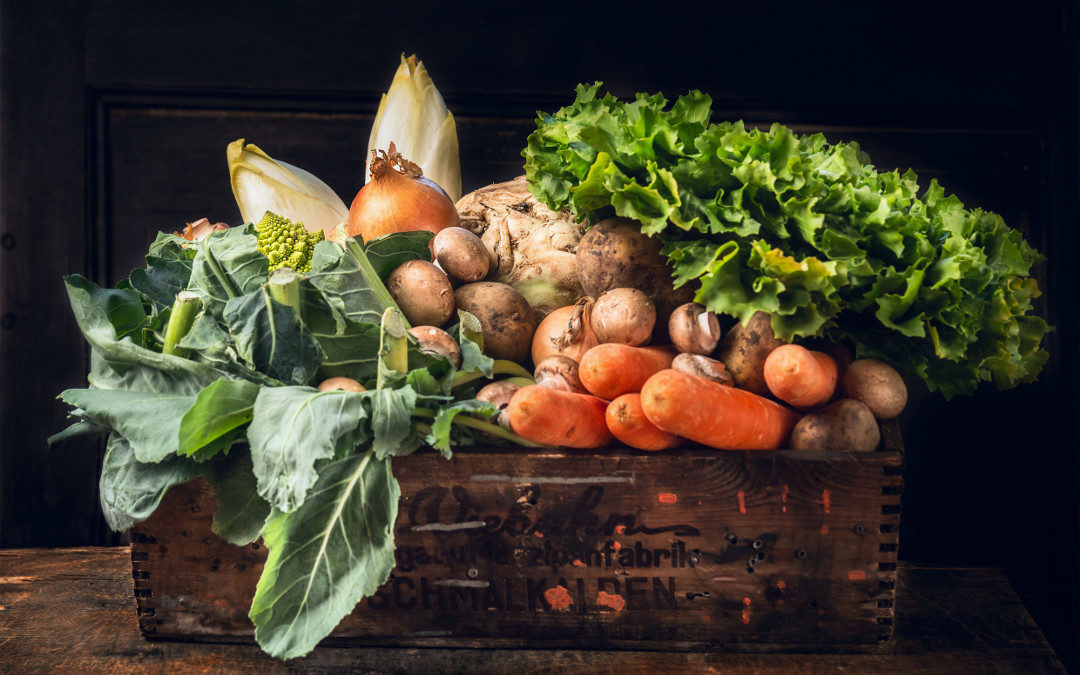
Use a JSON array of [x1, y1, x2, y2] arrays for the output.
[[2, 0, 1077, 667]]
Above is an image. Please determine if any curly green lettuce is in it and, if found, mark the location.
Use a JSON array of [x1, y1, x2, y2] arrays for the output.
[[524, 83, 1048, 398]]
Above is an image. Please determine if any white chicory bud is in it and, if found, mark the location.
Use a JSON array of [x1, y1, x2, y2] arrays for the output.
[[367, 54, 461, 201], [227, 139, 349, 237]]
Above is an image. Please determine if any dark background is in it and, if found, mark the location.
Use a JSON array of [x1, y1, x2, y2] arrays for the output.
[[2, 0, 1078, 669]]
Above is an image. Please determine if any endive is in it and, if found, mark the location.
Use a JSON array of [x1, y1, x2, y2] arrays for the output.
[[367, 54, 461, 201], [228, 139, 349, 237]]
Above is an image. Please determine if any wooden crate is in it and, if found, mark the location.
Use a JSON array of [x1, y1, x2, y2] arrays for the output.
[[130, 424, 903, 651]]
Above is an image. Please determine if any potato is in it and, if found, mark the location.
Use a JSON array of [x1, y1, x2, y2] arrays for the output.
[[716, 311, 785, 396], [590, 288, 655, 346], [576, 217, 694, 337], [454, 281, 538, 363], [843, 359, 907, 419], [790, 399, 880, 452], [386, 260, 455, 327]]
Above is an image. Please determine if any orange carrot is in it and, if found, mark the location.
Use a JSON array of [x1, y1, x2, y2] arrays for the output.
[[508, 385, 613, 448], [605, 393, 681, 451], [763, 344, 838, 409], [578, 344, 675, 399], [640, 369, 800, 451]]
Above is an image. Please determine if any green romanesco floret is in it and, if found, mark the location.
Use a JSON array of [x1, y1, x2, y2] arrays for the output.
[[255, 211, 324, 272]]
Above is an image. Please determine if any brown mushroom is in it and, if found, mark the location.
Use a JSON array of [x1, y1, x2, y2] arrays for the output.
[[671, 353, 733, 386], [668, 303, 721, 355], [408, 326, 462, 368], [432, 226, 491, 283], [533, 355, 586, 393], [475, 380, 522, 429], [386, 260, 455, 326], [590, 287, 656, 346]]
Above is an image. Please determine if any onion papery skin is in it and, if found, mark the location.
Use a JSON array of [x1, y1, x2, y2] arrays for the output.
[[346, 167, 459, 242], [531, 303, 599, 365]]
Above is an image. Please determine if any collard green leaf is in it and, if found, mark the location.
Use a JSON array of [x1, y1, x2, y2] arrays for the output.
[[307, 239, 395, 325], [425, 399, 498, 458], [66, 276, 221, 395], [129, 233, 195, 310], [524, 84, 1049, 397], [247, 386, 368, 512], [209, 450, 271, 545], [187, 227, 269, 318], [47, 420, 108, 449], [99, 434, 203, 531], [249, 451, 398, 660], [178, 379, 260, 458], [449, 310, 494, 378], [60, 388, 196, 463], [65, 275, 147, 343], [224, 288, 322, 386], [368, 387, 418, 459], [362, 230, 433, 280]]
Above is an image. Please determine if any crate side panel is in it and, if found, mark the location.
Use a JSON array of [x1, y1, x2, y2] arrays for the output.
[[133, 450, 899, 646]]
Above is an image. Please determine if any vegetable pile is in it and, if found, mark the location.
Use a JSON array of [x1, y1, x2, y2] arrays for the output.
[[523, 84, 1048, 398], [50, 59, 1050, 661]]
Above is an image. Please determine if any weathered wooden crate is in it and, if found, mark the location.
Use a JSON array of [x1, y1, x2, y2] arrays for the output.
[[130, 424, 903, 651]]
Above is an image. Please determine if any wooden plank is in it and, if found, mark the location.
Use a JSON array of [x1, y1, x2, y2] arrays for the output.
[[130, 445, 902, 647], [0, 0, 106, 548], [0, 547, 1065, 673]]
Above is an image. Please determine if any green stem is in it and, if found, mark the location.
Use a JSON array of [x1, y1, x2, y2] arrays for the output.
[[378, 307, 409, 389], [201, 241, 241, 299], [452, 360, 535, 387], [344, 238, 409, 329], [162, 291, 203, 357], [266, 267, 302, 312], [504, 376, 537, 387], [412, 407, 540, 448]]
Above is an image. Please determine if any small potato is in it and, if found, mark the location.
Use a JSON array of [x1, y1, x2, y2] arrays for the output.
[[716, 311, 785, 396], [843, 359, 907, 419], [791, 399, 880, 452], [454, 281, 538, 363], [576, 217, 695, 338], [386, 260, 455, 327], [317, 376, 365, 392], [591, 288, 656, 346], [433, 226, 490, 283]]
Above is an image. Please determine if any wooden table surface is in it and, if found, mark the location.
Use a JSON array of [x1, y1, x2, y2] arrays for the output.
[[0, 547, 1065, 673]]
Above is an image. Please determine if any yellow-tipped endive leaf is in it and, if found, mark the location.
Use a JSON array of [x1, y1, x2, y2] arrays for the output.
[[228, 139, 349, 237], [367, 54, 461, 201]]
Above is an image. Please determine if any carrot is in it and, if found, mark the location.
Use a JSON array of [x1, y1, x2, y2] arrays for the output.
[[605, 393, 681, 451], [508, 385, 613, 448], [640, 369, 800, 451], [763, 344, 838, 409], [578, 344, 675, 399]]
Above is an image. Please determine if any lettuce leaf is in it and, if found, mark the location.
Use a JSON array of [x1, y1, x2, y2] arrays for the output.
[[524, 84, 1049, 397]]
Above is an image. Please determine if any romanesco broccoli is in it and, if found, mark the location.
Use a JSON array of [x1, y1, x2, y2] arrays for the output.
[[255, 212, 324, 272]]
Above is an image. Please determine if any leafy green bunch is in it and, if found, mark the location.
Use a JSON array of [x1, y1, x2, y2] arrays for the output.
[[52, 225, 533, 659], [524, 83, 1049, 398]]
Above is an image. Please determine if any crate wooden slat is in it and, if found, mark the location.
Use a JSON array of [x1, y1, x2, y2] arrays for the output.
[[131, 424, 903, 650]]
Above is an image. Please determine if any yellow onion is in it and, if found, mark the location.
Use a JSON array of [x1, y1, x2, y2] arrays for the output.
[[346, 144, 459, 243], [531, 301, 599, 364]]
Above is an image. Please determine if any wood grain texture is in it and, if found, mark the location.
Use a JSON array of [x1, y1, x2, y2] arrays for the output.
[[129, 436, 903, 648], [0, 547, 1065, 673]]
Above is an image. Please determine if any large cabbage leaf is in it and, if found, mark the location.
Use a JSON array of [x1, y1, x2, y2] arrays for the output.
[[524, 84, 1049, 398]]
